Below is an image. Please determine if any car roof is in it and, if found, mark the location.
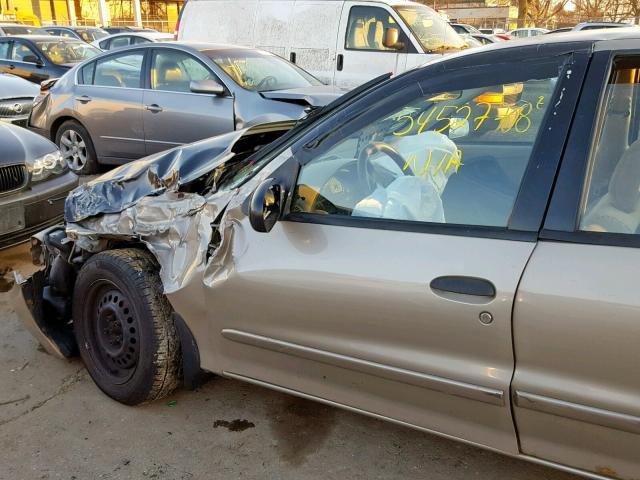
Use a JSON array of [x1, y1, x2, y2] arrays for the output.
[[3, 35, 71, 41]]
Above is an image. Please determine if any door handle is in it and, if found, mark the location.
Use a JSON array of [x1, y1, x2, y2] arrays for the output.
[[430, 276, 496, 298], [145, 104, 163, 113], [75, 95, 91, 103], [336, 54, 344, 71]]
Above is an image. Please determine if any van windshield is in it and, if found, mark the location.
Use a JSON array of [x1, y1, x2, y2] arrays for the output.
[[203, 49, 323, 92], [395, 5, 467, 53]]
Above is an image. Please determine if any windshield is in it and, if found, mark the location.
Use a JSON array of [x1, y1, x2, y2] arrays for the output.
[[203, 49, 323, 92], [395, 6, 467, 53], [1, 25, 42, 35], [76, 28, 108, 42], [34, 39, 101, 64]]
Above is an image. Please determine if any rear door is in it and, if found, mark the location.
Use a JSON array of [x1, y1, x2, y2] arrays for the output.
[[172, 48, 587, 455], [74, 49, 146, 160], [142, 47, 234, 155], [334, 2, 411, 89], [513, 49, 640, 479]]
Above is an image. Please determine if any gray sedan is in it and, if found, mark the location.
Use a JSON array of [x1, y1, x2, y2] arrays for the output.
[[29, 43, 345, 174]]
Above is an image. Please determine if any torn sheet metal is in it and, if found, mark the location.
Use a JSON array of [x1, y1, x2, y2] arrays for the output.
[[67, 190, 236, 293], [65, 130, 245, 223]]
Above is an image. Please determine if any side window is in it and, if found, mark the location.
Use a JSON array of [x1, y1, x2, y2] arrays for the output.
[[0, 41, 10, 59], [292, 63, 560, 227], [345, 6, 404, 51], [98, 39, 110, 50], [132, 36, 151, 45], [580, 59, 640, 234], [150, 49, 216, 93], [94, 51, 144, 88], [80, 61, 96, 85], [109, 36, 131, 49], [59, 30, 75, 39], [11, 42, 37, 62]]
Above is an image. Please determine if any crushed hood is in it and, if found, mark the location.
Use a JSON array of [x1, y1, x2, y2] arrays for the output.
[[65, 122, 294, 223], [260, 85, 346, 107]]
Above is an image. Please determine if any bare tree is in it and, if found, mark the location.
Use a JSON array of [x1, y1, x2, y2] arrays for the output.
[[526, 0, 570, 25]]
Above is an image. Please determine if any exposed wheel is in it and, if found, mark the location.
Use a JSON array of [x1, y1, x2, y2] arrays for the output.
[[73, 248, 181, 405], [55, 120, 98, 175]]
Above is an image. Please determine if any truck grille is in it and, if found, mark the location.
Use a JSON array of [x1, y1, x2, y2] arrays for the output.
[[0, 98, 33, 118], [0, 164, 27, 193]]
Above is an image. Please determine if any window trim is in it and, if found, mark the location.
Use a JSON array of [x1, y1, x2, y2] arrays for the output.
[[283, 51, 589, 239], [343, 5, 411, 54], [541, 50, 640, 248]]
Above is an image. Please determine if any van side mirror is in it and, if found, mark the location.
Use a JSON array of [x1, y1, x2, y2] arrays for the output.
[[249, 178, 282, 233], [190, 79, 225, 96], [383, 27, 405, 50]]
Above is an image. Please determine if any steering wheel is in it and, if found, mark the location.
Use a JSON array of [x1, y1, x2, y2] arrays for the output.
[[256, 75, 278, 90], [357, 142, 413, 191]]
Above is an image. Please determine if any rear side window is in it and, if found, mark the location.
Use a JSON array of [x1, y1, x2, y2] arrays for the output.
[[345, 6, 402, 51], [80, 61, 95, 85], [93, 51, 144, 88], [132, 36, 151, 45], [109, 36, 131, 49], [580, 58, 640, 234], [0, 42, 10, 59], [292, 62, 560, 227]]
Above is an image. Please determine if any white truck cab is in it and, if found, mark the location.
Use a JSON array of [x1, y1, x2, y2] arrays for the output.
[[176, 0, 467, 89]]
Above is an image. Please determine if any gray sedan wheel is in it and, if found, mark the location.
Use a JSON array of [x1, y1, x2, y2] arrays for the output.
[[55, 120, 98, 175]]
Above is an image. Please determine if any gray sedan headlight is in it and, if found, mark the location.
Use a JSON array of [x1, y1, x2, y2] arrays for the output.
[[27, 151, 67, 182]]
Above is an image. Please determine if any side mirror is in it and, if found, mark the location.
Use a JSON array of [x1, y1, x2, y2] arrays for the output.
[[249, 178, 282, 233], [190, 79, 225, 96], [24, 55, 43, 66], [383, 27, 405, 50]]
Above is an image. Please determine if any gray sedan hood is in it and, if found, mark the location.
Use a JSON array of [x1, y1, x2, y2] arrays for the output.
[[0, 73, 39, 99], [260, 85, 346, 107], [65, 121, 294, 223]]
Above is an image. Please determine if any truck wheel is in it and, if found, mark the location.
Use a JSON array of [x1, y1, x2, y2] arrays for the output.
[[55, 120, 98, 175], [73, 248, 181, 405]]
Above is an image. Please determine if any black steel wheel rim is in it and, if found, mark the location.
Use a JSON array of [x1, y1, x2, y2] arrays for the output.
[[86, 280, 140, 383]]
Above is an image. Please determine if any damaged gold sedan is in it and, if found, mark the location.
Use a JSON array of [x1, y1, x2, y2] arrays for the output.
[[11, 31, 640, 480]]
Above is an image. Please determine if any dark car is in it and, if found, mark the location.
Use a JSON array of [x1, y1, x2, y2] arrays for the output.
[[0, 72, 39, 127], [30, 42, 344, 174], [43, 26, 109, 43], [0, 23, 46, 36], [0, 122, 77, 249], [0, 35, 101, 84]]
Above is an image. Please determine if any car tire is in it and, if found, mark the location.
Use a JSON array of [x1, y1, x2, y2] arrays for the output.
[[55, 120, 98, 175], [73, 248, 181, 405]]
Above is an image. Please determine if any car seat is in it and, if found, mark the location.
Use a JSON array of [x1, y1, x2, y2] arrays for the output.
[[582, 140, 640, 233]]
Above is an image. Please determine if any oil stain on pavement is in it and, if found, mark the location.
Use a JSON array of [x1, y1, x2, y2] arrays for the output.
[[267, 396, 337, 466], [213, 418, 255, 432]]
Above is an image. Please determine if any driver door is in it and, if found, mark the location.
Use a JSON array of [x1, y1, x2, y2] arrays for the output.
[[173, 52, 586, 454]]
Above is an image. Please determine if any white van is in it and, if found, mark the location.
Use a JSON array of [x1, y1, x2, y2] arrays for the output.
[[176, 0, 466, 89]]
